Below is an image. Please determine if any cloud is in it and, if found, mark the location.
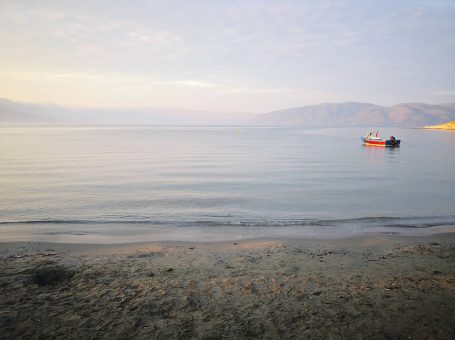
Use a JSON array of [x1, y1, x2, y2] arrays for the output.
[[0, 1, 454, 111], [434, 90, 455, 96], [149, 80, 220, 88]]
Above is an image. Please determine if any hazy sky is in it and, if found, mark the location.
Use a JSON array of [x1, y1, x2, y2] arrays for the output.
[[1, 0, 454, 112]]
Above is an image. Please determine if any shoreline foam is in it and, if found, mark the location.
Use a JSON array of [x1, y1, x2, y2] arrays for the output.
[[1, 222, 454, 245]]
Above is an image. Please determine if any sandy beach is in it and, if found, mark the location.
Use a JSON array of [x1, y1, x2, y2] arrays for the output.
[[0, 233, 454, 339], [423, 121, 455, 130]]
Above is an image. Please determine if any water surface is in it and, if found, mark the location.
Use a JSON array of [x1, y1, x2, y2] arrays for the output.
[[1, 126, 454, 242]]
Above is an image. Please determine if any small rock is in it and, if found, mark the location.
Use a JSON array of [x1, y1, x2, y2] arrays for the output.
[[385, 281, 402, 290]]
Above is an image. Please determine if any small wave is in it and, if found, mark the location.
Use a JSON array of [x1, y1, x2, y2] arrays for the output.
[[0, 219, 169, 226], [1, 215, 454, 229], [189, 216, 455, 228], [44, 231, 92, 236]]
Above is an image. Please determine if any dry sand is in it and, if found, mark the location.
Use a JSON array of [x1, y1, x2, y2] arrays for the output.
[[1, 234, 454, 339]]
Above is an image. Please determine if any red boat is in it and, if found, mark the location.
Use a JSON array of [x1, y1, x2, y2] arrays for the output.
[[362, 132, 400, 147]]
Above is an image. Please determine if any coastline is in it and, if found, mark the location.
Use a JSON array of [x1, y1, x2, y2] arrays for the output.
[[423, 121, 455, 130], [1, 233, 454, 339]]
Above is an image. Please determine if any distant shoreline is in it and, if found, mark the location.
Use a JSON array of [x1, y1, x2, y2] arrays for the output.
[[2, 97, 455, 127], [423, 121, 455, 130]]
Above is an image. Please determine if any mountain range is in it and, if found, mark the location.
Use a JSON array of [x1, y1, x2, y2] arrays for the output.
[[258, 102, 455, 127], [0, 98, 252, 126], [1, 97, 455, 127]]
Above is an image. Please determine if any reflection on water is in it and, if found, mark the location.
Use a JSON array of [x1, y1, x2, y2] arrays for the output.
[[363, 145, 401, 164], [0, 126, 454, 242]]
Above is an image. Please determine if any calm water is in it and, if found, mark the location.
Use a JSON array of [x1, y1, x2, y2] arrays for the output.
[[1, 126, 454, 242]]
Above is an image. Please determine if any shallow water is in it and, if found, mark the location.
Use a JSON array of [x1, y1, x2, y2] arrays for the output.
[[1, 126, 454, 242]]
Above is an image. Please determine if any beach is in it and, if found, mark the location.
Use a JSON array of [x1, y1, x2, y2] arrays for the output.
[[2, 1, 455, 339], [1, 233, 454, 339], [423, 121, 455, 130]]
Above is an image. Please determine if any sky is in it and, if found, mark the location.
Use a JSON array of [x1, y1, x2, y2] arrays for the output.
[[0, 0, 454, 113]]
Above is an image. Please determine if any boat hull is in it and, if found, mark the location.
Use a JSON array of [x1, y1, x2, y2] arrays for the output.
[[362, 137, 400, 147]]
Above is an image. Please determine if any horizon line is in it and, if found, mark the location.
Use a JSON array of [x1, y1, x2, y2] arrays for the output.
[[1, 96, 455, 115]]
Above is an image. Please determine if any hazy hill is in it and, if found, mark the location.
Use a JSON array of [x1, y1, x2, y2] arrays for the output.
[[0, 98, 65, 123], [2, 97, 455, 127], [257, 102, 455, 127], [0, 98, 254, 126]]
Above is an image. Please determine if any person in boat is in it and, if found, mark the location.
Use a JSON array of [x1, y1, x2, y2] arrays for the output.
[[390, 136, 397, 147]]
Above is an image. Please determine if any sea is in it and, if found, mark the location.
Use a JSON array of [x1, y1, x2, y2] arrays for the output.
[[1, 126, 454, 243]]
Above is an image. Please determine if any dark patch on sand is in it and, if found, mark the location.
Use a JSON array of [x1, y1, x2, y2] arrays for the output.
[[30, 264, 76, 286]]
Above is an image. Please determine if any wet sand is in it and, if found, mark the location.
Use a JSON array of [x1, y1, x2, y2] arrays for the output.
[[1, 234, 454, 339]]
